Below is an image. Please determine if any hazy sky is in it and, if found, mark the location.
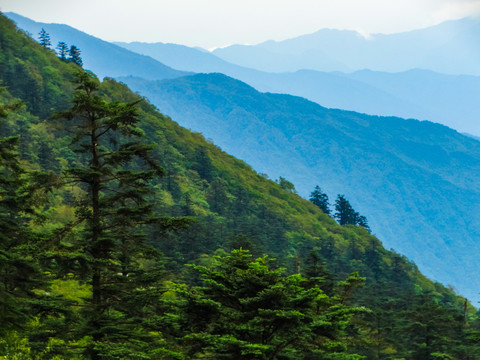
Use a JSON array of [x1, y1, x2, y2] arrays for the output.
[[1, 0, 480, 49]]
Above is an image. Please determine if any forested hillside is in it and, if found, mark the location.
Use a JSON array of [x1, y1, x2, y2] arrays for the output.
[[118, 73, 480, 303], [1, 13, 479, 360]]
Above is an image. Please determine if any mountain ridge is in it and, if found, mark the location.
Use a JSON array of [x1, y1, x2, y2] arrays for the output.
[[115, 39, 480, 136], [4, 11, 191, 80], [212, 16, 480, 75]]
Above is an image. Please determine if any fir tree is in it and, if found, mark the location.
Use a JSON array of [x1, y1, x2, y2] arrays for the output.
[[334, 194, 370, 231], [0, 95, 34, 334], [38, 28, 51, 48], [309, 185, 331, 215], [52, 71, 187, 358], [68, 45, 83, 67], [334, 194, 357, 226], [56, 41, 68, 61], [169, 249, 366, 359]]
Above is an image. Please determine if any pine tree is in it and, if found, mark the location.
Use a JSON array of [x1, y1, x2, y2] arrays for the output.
[[38, 28, 51, 48], [334, 194, 370, 231], [56, 41, 68, 61], [68, 45, 83, 67], [52, 71, 187, 358], [309, 185, 331, 215], [334, 194, 357, 225], [357, 214, 370, 231], [0, 95, 34, 334], [0, 92, 68, 353]]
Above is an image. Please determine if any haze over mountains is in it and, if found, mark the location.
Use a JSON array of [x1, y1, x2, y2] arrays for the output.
[[213, 17, 480, 75], [5, 11, 480, 303], [115, 40, 480, 136]]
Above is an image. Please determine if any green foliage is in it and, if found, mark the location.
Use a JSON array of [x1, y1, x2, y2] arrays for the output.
[[277, 176, 296, 193], [0, 12, 479, 360], [49, 70, 191, 358], [168, 249, 366, 359], [0, 93, 42, 335]]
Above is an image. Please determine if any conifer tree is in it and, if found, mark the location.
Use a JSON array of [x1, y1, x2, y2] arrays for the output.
[[0, 93, 69, 354], [334, 194, 370, 231], [53, 71, 182, 358], [309, 185, 331, 215], [334, 194, 357, 225], [38, 28, 51, 48], [0, 95, 34, 334], [68, 45, 83, 67], [56, 41, 68, 61], [170, 249, 366, 359]]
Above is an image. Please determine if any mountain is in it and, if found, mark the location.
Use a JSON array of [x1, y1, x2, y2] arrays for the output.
[[115, 40, 480, 136], [9, 14, 480, 136], [5, 12, 190, 80], [2, 11, 480, 359], [10, 11, 478, 300], [342, 69, 480, 135], [212, 17, 480, 75], [114, 40, 255, 75], [117, 73, 480, 303]]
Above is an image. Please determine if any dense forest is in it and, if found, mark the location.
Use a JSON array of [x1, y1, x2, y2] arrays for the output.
[[1, 13, 479, 359]]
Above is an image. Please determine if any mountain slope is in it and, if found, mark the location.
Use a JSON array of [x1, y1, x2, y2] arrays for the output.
[[5, 12, 190, 80], [118, 73, 480, 302], [1, 12, 479, 359], [213, 17, 480, 75], [115, 40, 480, 136]]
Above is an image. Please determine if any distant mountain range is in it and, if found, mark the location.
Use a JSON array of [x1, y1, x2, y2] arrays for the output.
[[5, 12, 190, 80], [117, 73, 480, 303], [213, 18, 480, 76], [8, 12, 480, 136], [115, 40, 480, 137]]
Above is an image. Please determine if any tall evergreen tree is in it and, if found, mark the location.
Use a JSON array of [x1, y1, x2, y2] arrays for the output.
[[38, 28, 51, 48], [334, 194, 357, 226], [68, 45, 83, 67], [56, 41, 68, 61], [334, 194, 370, 231], [309, 185, 331, 215], [52, 71, 182, 358], [0, 94, 34, 335], [0, 93, 69, 356]]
